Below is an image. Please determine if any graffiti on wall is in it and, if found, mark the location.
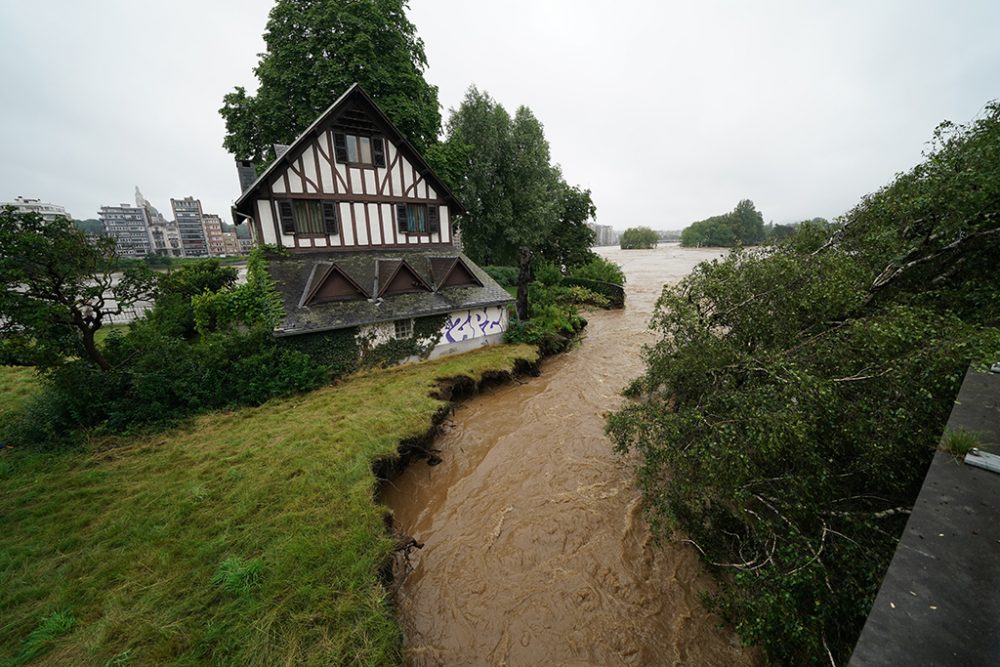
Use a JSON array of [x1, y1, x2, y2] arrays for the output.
[[443, 307, 505, 344]]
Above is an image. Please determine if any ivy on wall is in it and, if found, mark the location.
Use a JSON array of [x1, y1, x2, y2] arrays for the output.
[[358, 314, 447, 369]]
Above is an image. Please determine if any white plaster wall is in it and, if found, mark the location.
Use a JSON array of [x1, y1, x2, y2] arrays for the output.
[[437, 306, 509, 347]]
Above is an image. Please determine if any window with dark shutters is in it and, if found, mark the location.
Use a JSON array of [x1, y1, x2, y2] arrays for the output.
[[333, 133, 348, 163], [278, 201, 295, 235], [428, 205, 439, 234], [396, 204, 408, 233], [372, 137, 386, 168], [321, 202, 339, 235]]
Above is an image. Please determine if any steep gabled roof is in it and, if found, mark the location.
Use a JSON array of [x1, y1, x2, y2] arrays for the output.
[[265, 249, 512, 336], [234, 83, 465, 214], [429, 256, 483, 289], [377, 258, 434, 297], [299, 261, 371, 307]]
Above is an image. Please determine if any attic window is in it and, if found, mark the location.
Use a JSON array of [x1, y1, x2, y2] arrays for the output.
[[334, 132, 385, 168], [394, 319, 413, 339]]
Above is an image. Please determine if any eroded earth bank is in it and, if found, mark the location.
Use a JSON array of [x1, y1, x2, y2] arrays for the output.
[[381, 245, 759, 666]]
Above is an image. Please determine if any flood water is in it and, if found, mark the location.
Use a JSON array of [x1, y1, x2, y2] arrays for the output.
[[381, 244, 759, 666]]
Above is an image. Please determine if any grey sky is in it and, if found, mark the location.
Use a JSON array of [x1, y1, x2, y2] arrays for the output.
[[2, 1, 998, 231]]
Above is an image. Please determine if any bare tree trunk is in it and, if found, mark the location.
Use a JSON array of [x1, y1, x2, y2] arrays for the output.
[[80, 326, 112, 371], [516, 246, 533, 321]]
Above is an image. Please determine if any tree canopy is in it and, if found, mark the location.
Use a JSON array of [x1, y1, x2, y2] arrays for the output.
[[619, 226, 658, 249], [608, 102, 1000, 664], [220, 0, 440, 163], [680, 199, 766, 247], [437, 87, 597, 266], [0, 209, 157, 370]]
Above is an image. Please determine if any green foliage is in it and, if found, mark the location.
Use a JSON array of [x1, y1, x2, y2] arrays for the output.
[[192, 247, 284, 336], [482, 265, 519, 288], [680, 199, 766, 247], [281, 327, 361, 378], [619, 226, 659, 249], [442, 87, 597, 269], [0, 209, 157, 370], [73, 218, 104, 235], [358, 314, 446, 368], [220, 0, 440, 161], [146, 260, 238, 339], [568, 256, 626, 285], [609, 102, 1000, 664]]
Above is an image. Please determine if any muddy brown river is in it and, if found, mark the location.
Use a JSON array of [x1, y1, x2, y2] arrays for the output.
[[381, 245, 759, 666]]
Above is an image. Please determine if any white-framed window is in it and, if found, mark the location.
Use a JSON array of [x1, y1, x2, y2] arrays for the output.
[[394, 319, 414, 339]]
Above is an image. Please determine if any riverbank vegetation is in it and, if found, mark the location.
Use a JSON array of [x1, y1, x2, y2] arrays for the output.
[[619, 226, 659, 249], [609, 103, 1000, 664], [0, 344, 536, 665], [679, 199, 766, 247]]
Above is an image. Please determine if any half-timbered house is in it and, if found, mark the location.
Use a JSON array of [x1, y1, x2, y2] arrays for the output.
[[231, 84, 512, 359]]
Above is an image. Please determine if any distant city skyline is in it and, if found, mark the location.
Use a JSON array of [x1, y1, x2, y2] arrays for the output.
[[2, 1, 1000, 231]]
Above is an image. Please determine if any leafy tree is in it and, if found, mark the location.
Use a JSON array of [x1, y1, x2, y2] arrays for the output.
[[0, 209, 157, 370], [73, 218, 104, 236], [536, 182, 598, 269], [608, 102, 1000, 664], [220, 0, 440, 163], [619, 226, 659, 249], [144, 260, 239, 339], [680, 200, 766, 247]]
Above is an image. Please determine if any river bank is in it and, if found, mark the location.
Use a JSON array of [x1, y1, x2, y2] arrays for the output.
[[381, 244, 759, 666]]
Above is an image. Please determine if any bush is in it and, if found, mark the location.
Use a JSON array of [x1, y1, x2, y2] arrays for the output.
[[619, 227, 659, 249], [568, 256, 625, 285], [482, 265, 518, 288], [608, 101, 1000, 664]]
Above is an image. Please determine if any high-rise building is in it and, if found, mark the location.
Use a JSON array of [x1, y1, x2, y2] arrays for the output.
[[171, 196, 208, 256], [222, 227, 243, 256], [99, 203, 153, 257], [202, 213, 227, 256], [3, 196, 71, 222], [136, 187, 182, 257], [587, 222, 615, 246]]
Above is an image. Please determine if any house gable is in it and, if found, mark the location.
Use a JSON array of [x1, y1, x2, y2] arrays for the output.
[[235, 84, 465, 253], [378, 259, 432, 297], [300, 262, 370, 307], [431, 256, 483, 289]]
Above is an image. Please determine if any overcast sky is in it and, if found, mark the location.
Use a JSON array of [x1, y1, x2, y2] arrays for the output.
[[2, 1, 998, 230]]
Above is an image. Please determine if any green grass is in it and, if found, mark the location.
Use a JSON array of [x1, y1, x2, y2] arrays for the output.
[[0, 367, 40, 435], [0, 343, 537, 666], [940, 428, 980, 456], [93, 324, 130, 347]]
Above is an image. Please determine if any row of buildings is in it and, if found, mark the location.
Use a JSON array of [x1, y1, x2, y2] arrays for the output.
[[99, 188, 249, 258], [587, 222, 616, 246], [3, 192, 250, 258]]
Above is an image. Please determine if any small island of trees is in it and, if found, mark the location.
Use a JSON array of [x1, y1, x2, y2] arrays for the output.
[[619, 226, 659, 249]]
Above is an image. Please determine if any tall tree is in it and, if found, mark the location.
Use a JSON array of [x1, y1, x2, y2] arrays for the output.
[[220, 0, 440, 163], [0, 209, 157, 370], [536, 182, 597, 269], [444, 87, 516, 265]]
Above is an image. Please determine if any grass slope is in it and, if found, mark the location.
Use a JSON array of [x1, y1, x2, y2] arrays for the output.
[[0, 343, 537, 666]]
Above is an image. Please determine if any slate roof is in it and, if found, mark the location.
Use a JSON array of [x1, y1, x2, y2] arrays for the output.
[[267, 248, 512, 336]]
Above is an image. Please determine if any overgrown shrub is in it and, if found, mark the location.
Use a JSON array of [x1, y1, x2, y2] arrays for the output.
[[608, 102, 1000, 664], [568, 256, 626, 285], [146, 260, 238, 339], [482, 265, 518, 288]]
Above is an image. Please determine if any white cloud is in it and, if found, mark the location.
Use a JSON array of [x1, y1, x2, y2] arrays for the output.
[[2, 0, 998, 230]]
